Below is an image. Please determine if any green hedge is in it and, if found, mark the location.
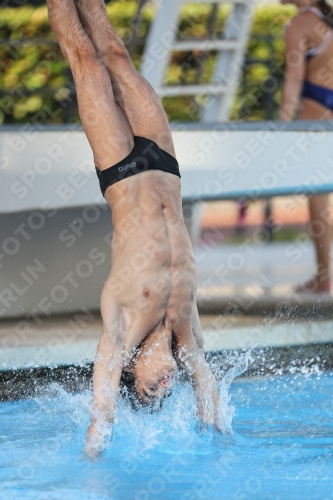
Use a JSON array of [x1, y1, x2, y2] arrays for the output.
[[0, 2, 297, 124]]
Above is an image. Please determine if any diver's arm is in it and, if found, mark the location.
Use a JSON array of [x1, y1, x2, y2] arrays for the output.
[[174, 311, 221, 431], [187, 350, 221, 431], [85, 330, 124, 457], [85, 286, 124, 458], [187, 308, 221, 429], [192, 308, 220, 430], [279, 19, 307, 121]]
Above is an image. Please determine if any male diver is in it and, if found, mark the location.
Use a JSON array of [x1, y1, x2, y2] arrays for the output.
[[46, 0, 221, 455]]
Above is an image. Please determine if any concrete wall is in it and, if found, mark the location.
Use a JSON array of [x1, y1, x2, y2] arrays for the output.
[[0, 207, 112, 319]]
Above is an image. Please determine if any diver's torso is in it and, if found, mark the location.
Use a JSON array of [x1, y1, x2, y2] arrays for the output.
[[104, 170, 196, 342]]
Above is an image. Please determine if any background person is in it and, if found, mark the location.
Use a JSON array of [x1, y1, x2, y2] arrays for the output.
[[279, 0, 333, 294]]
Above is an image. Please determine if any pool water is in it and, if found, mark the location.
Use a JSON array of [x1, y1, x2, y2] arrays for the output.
[[0, 371, 333, 500]]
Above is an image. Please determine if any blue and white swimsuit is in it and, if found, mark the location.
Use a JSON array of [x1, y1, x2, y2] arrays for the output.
[[300, 6, 333, 111]]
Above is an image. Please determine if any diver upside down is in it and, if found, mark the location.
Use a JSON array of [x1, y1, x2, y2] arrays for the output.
[[46, 0, 222, 457]]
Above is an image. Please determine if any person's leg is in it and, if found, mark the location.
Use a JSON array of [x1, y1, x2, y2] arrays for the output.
[[46, 0, 133, 170], [295, 195, 331, 294], [295, 103, 333, 294], [74, 0, 176, 158]]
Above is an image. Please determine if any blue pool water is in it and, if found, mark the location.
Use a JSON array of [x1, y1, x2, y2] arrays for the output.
[[0, 371, 333, 500]]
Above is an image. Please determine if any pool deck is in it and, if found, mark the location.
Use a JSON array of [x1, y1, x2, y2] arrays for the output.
[[1, 312, 333, 401], [0, 313, 333, 371], [196, 240, 333, 305]]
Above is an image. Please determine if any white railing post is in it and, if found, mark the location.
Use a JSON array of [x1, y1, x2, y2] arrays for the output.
[[141, 0, 255, 122], [141, 0, 181, 92]]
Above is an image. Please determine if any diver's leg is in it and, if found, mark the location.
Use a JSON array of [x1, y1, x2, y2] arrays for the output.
[[47, 0, 133, 170], [74, 0, 176, 157]]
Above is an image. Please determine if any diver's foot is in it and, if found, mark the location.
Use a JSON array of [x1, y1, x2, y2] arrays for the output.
[[294, 276, 331, 295]]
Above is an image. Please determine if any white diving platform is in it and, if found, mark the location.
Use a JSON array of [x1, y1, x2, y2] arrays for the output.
[[1, 121, 333, 215]]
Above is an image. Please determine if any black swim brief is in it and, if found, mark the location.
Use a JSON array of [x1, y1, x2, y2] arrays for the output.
[[95, 136, 181, 197]]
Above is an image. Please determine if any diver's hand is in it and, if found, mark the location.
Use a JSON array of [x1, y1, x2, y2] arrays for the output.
[[85, 420, 112, 459], [196, 396, 222, 433], [85, 426, 104, 459]]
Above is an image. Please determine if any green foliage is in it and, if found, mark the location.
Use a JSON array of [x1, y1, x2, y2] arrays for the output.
[[0, 2, 297, 124]]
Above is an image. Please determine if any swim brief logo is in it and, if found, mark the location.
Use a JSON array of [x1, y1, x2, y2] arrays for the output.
[[118, 162, 137, 172]]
